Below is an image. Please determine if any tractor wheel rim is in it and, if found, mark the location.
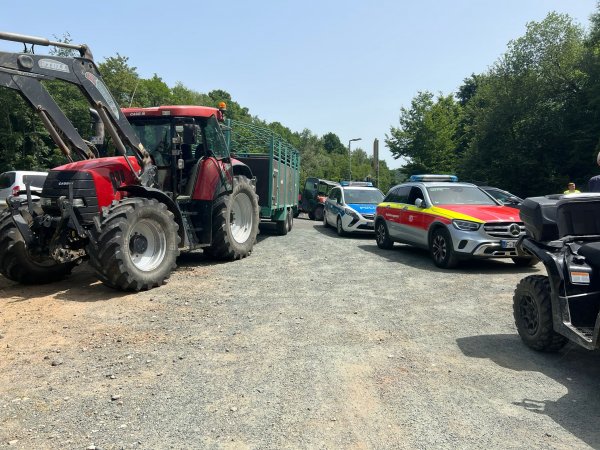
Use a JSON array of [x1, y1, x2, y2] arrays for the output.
[[432, 235, 447, 262], [231, 192, 253, 244], [519, 295, 539, 335], [129, 219, 166, 271]]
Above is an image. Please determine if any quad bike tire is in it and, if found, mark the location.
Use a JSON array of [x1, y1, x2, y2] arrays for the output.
[[0, 207, 75, 284], [87, 198, 180, 291], [205, 176, 259, 260], [513, 275, 568, 352]]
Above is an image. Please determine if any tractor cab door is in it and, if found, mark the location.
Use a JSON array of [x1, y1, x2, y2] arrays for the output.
[[187, 115, 233, 201]]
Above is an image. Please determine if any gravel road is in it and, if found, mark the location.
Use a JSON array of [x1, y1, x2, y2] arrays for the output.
[[1, 216, 600, 449]]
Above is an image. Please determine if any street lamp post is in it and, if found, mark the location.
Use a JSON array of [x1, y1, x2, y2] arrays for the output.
[[348, 138, 361, 180]]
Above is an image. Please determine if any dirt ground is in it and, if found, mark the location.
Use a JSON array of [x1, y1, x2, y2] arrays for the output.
[[1, 217, 600, 449]]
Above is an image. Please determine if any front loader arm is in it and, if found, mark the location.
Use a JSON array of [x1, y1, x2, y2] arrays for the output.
[[0, 32, 154, 185], [0, 70, 94, 160]]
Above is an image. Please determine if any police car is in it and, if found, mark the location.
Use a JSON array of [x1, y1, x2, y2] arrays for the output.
[[374, 175, 534, 268], [323, 181, 384, 236]]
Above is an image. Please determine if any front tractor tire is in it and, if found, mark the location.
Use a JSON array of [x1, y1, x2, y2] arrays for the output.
[[205, 176, 259, 260], [87, 198, 180, 291], [513, 275, 568, 352], [0, 208, 75, 284]]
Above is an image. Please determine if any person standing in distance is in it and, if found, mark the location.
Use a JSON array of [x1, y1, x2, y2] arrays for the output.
[[564, 182, 581, 194]]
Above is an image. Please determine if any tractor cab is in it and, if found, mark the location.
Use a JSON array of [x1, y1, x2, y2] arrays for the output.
[[123, 106, 233, 198]]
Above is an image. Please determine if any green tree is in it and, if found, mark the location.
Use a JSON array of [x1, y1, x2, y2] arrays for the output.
[[322, 132, 346, 154], [387, 91, 462, 175], [459, 12, 587, 196], [98, 54, 139, 107]]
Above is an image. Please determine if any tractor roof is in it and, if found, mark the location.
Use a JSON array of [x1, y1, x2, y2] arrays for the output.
[[122, 105, 220, 119]]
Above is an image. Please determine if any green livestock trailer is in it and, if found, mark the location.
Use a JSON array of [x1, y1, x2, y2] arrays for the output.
[[224, 120, 300, 235]]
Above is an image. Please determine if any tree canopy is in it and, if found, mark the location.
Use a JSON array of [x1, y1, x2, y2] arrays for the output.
[[387, 10, 600, 198]]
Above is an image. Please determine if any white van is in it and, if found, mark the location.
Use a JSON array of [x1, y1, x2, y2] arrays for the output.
[[0, 171, 48, 208]]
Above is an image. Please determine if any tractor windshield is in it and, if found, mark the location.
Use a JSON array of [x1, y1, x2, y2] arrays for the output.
[[128, 115, 229, 166], [129, 119, 171, 167]]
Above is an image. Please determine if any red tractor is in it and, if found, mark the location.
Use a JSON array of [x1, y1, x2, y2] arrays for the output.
[[0, 32, 259, 291]]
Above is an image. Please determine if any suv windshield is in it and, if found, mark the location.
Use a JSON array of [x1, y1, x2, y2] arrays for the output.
[[427, 185, 498, 205], [344, 189, 384, 204]]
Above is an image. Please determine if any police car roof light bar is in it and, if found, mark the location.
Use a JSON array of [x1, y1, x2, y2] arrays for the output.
[[409, 175, 458, 182], [340, 181, 374, 187]]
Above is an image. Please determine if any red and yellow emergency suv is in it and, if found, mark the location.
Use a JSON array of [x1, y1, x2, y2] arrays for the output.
[[374, 175, 534, 268]]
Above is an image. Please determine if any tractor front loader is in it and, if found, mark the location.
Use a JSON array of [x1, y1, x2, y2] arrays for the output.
[[0, 31, 259, 291]]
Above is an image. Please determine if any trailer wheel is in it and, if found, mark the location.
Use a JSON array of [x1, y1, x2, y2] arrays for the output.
[[87, 198, 180, 291], [276, 216, 288, 236], [0, 208, 75, 284], [286, 208, 293, 232], [205, 176, 259, 260], [513, 275, 568, 352]]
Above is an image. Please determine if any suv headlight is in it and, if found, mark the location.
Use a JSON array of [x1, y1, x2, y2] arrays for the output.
[[344, 207, 360, 220], [452, 219, 481, 231]]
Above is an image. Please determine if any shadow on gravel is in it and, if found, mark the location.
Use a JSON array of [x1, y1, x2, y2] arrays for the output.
[[1, 265, 130, 303], [357, 242, 540, 275], [313, 222, 376, 239], [457, 333, 600, 448]]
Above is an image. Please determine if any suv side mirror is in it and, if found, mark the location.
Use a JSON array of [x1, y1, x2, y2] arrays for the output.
[[415, 198, 425, 208]]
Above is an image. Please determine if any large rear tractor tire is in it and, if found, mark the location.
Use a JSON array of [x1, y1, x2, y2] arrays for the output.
[[87, 198, 180, 291], [0, 207, 75, 284], [205, 176, 259, 260], [513, 275, 568, 352]]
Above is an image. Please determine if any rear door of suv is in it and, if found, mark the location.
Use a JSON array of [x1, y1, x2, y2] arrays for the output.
[[379, 185, 411, 239]]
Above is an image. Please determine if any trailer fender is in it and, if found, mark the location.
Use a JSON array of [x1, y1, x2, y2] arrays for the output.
[[118, 185, 185, 247]]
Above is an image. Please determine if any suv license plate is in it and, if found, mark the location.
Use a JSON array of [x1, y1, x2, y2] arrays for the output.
[[501, 240, 517, 249]]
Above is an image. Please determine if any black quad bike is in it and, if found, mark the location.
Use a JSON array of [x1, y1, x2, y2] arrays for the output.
[[513, 194, 600, 351]]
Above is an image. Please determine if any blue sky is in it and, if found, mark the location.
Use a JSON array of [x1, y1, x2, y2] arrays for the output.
[[0, 1, 597, 168]]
